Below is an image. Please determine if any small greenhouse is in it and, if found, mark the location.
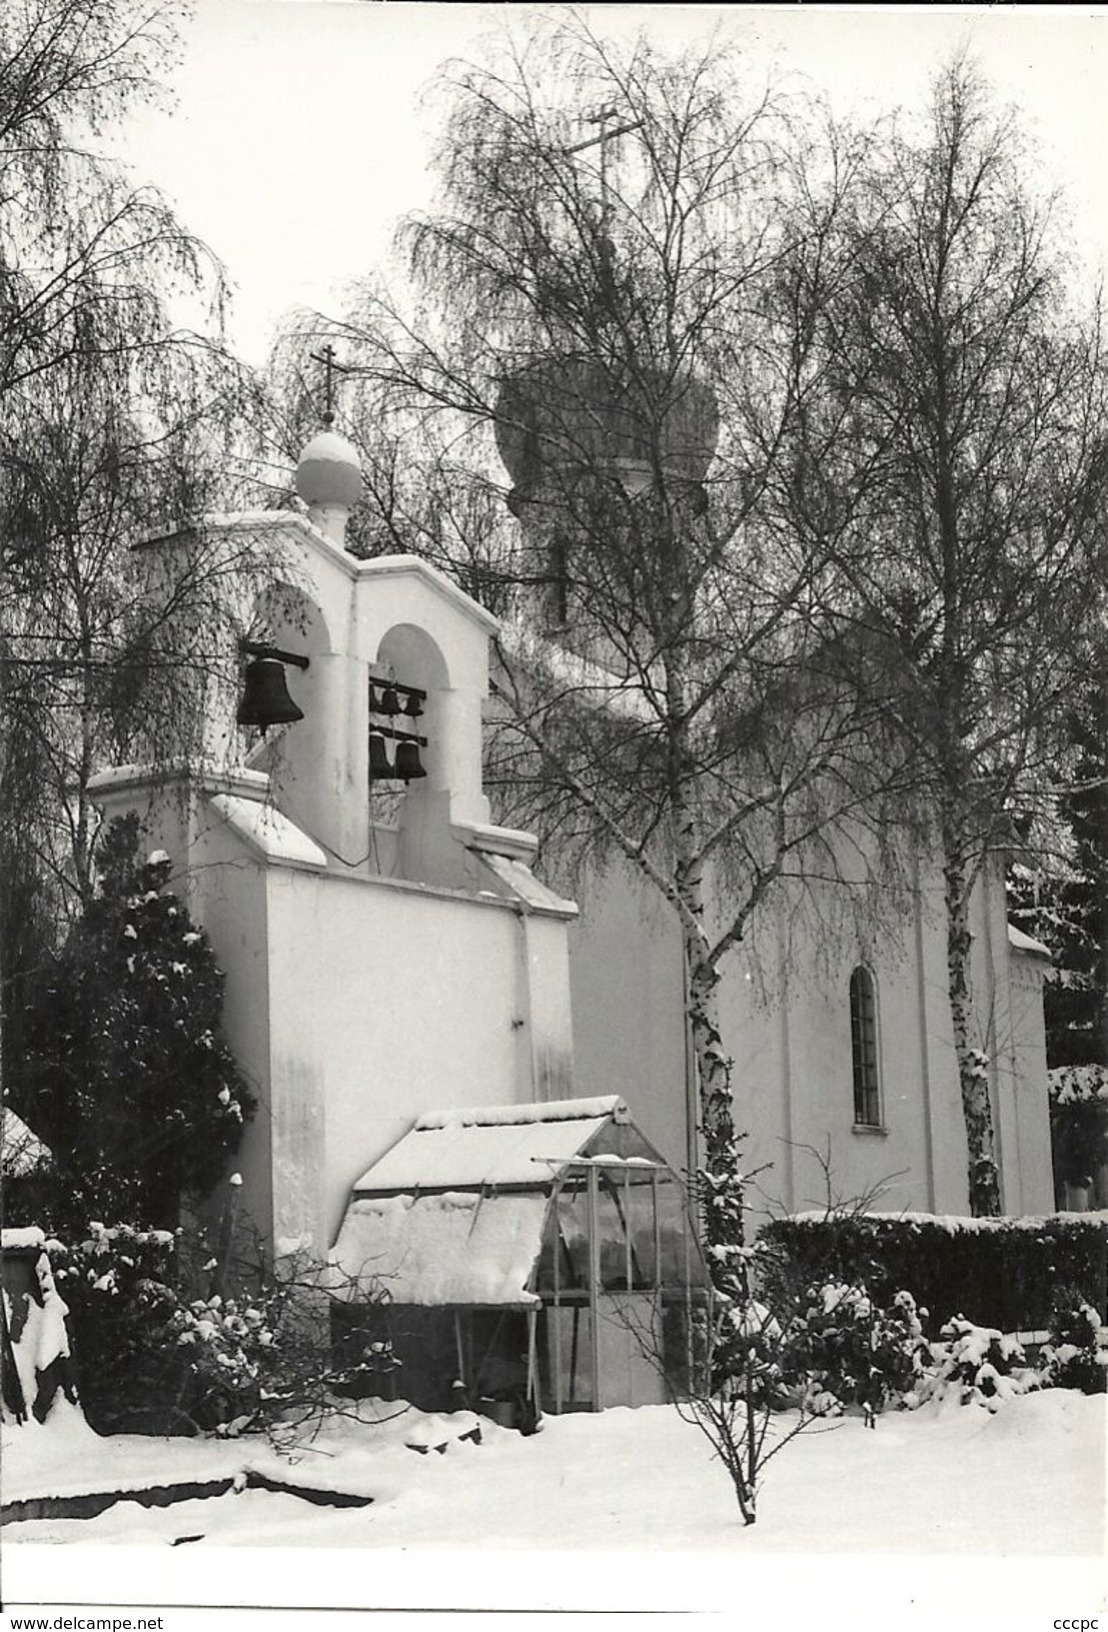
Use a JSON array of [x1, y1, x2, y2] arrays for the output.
[[329, 1097, 709, 1423]]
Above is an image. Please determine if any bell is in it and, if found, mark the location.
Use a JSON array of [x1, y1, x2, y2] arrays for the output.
[[403, 689, 424, 719], [236, 658, 303, 730], [393, 739, 426, 781], [368, 733, 394, 780], [377, 684, 401, 716]]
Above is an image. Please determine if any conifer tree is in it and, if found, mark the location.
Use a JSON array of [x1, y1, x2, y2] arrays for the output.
[[12, 816, 255, 1229]]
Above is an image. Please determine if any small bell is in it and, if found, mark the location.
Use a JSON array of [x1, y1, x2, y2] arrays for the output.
[[403, 689, 424, 719], [393, 740, 426, 781], [237, 658, 304, 730], [377, 684, 401, 716], [369, 734, 394, 780]]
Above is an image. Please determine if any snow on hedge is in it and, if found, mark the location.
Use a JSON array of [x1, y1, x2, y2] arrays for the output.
[[786, 1209, 1108, 1232], [1050, 1063, 1108, 1103]]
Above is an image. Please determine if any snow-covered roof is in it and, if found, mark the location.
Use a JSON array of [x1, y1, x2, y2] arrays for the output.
[[351, 1097, 627, 1193], [331, 1190, 548, 1307], [477, 851, 579, 918], [207, 793, 327, 870], [1007, 922, 1051, 960], [333, 1097, 642, 1307]]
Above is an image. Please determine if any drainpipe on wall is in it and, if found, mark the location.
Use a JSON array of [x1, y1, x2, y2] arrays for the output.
[[513, 901, 537, 1102]]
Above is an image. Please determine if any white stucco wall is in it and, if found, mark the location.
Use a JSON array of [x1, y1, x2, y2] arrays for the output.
[[90, 773, 576, 1261], [1001, 948, 1055, 1213], [264, 867, 558, 1249], [567, 861, 690, 1181], [567, 863, 944, 1216], [185, 827, 275, 1245], [963, 853, 1055, 1215], [564, 837, 1052, 1220]]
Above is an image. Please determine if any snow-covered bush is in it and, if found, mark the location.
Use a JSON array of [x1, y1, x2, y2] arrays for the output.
[[777, 1282, 931, 1418], [921, 1316, 1039, 1411], [1039, 1297, 1108, 1394], [713, 1295, 785, 1409], [49, 1220, 398, 1438]]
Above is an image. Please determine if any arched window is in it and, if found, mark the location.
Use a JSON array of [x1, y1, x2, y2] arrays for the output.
[[849, 966, 882, 1127]]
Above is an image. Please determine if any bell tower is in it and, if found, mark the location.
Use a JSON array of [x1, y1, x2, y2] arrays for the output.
[[88, 410, 579, 1260]]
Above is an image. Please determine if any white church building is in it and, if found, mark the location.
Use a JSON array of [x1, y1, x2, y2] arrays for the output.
[[87, 424, 1056, 1393]]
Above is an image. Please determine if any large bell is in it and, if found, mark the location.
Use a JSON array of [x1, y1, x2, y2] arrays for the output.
[[237, 657, 303, 730], [368, 733, 394, 780], [393, 739, 426, 781]]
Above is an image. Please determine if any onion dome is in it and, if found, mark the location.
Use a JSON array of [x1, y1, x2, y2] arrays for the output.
[[295, 429, 364, 511], [494, 357, 718, 506]]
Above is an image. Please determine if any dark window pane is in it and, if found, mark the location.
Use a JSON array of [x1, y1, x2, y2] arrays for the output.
[[850, 965, 881, 1126]]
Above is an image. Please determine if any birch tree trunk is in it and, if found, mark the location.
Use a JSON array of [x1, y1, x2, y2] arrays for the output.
[[665, 637, 751, 1300], [942, 812, 1002, 1216]]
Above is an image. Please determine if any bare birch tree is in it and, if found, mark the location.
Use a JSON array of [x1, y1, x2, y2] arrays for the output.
[[314, 18, 916, 1461], [769, 58, 1108, 1214], [0, 1, 274, 1088]]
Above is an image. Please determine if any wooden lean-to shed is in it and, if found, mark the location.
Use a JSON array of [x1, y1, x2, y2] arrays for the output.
[[329, 1097, 708, 1422]]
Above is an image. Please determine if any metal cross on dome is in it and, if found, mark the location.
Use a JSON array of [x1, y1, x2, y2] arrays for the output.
[[566, 102, 645, 209], [309, 342, 353, 428]]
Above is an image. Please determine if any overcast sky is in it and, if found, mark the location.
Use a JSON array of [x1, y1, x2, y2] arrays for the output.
[[124, 3, 1108, 365]]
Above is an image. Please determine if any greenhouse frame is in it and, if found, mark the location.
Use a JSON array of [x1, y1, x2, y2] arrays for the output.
[[329, 1097, 710, 1422]]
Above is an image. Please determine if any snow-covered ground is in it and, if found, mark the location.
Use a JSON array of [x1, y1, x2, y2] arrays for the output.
[[3, 1390, 1104, 1625]]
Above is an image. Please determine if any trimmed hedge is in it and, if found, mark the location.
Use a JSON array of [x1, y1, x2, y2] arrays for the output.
[[756, 1212, 1108, 1336]]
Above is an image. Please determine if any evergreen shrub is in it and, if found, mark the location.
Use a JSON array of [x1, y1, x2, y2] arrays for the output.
[[922, 1317, 1038, 1409], [757, 1212, 1108, 1335], [776, 1283, 931, 1418], [12, 815, 255, 1231], [1039, 1293, 1108, 1394], [49, 1222, 397, 1437]]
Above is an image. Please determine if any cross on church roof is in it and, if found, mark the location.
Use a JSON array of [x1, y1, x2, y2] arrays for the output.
[[564, 104, 645, 246], [309, 342, 352, 427], [565, 103, 645, 182]]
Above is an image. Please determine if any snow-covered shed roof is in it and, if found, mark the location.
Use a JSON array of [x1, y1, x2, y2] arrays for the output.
[[332, 1190, 550, 1307], [331, 1096, 659, 1308], [349, 1096, 628, 1193]]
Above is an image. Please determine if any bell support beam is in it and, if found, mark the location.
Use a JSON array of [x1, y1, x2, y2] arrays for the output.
[[241, 640, 310, 671]]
